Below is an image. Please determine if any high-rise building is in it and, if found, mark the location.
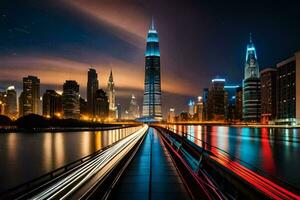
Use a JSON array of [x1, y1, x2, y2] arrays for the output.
[[202, 88, 209, 121], [129, 94, 140, 120], [95, 89, 109, 120], [207, 78, 226, 121], [0, 89, 6, 115], [116, 103, 122, 121], [188, 99, 195, 117], [224, 85, 240, 121], [5, 86, 17, 118], [242, 34, 261, 122], [80, 97, 88, 117], [107, 70, 116, 119], [276, 52, 300, 125], [43, 90, 62, 118], [193, 96, 203, 121], [167, 108, 176, 123], [142, 18, 162, 121], [235, 86, 243, 121], [87, 68, 99, 117], [260, 68, 277, 124], [19, 76, 40, 117], [62, 80, 80, 119]]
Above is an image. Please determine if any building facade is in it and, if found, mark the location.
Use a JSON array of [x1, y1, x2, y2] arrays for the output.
[[129, 94, 140, 120], [260, 68, 277, 124], [62, 80, 80, 119], [207, 78, 226, 121], [43, 90, 62, 118], [107, 70, 116, 119], [3, 86, 17, 119], [95, 89, 109, 120], [19, 76, 40, 117], [242, 35, 261, 122], [87, 68, 99, 117], [276, 52, 300, 125], [142, 19, 162, 121]]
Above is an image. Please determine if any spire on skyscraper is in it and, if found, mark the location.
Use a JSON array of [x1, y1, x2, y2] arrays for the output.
[[151, 16, 155, 30], [109, 69, 113, 82], [249, 33, 252, 44]]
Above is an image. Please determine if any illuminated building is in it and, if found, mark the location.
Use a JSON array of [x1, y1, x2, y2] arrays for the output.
[[167, 108, 176, 123], [5, 86, 17, 118], [107, 70, 116, 119], [242, 34, 261, 122], [129, 94, 140, 120], [260, 68, 277, 124], [224, 85, 240, 122], [19, 76, 40, 117], [42, 90, 62, 118], [207, 78, 226, 121], [62, 80, 80, 119], [178, 111, 189, 122], [0, 89, 6, 115], [276, 52, 300, 125], [235, 86, 243, 121], [95, 89, 109, 120], [87, 68, 99, 117], [80, 97, 88, 116], [116, 103, 122, 121], [188, 99, 195, 117], [142, 18, 162, 121], [193, 96, 203, 121], [202, 88, 209, 120]]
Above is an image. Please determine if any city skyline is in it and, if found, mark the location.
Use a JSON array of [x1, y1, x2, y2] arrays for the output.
[[1, 1, 300, 116]]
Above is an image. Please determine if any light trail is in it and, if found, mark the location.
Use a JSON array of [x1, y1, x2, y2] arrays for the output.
[[26, 125, 148, 200]]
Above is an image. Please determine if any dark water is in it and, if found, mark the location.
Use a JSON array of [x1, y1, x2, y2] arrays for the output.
[[170, 125, 300, 188], [0, 127, 139, 192]]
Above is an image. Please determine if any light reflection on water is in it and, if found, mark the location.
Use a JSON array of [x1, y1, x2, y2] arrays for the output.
[[0, 127, 139, 192], [169, 125, 300, 188]]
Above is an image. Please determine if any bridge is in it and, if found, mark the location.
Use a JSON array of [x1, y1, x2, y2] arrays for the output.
[[1, 125, 299, 199]]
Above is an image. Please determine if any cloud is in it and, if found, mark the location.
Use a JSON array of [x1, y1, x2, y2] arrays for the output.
[[61, 0, 150, 48], [0, 53, 195, 96]]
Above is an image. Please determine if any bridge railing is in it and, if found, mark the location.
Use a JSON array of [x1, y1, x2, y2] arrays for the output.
[[162, 126, 300, 194]]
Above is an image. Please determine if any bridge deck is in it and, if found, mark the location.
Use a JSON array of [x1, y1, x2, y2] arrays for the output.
[[109, 127, 190, 199]]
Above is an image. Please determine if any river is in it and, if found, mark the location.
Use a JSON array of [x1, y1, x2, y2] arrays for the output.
[[0, 127, 139, 192], [169, 125, 300, 189]]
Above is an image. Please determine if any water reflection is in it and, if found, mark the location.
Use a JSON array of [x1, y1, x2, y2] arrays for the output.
[[168, 125, 300, 187], [0, 126, 140, 192]]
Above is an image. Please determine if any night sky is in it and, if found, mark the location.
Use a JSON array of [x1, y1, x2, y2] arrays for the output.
[[1, 0, 300, 116]]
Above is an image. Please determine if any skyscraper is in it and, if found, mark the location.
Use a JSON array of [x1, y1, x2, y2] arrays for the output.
[[276, 52, 300, 125], [207, 78, 226, 121], [129, 94, 140, 119], [5, 86, 17, 118], [42, 90, 62, 118], [242, 34, 261, 122], [107, 70, 116, 119], [19, 76, 40, 117], [95, 89, 109, 120], [260, 68, 277, 124], [87, 68, 99, 117], [62, 80, 80, 119], [142, 18, 162, 121]]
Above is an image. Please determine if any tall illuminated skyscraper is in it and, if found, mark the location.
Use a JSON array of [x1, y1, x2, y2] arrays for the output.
[[87, 68, 99, 117], [19, 76, 40, 117], [107, 70, 116, 119], [142, 18, 162, 121], [62, 80, 80, 119], [242, 34, 261, 122]]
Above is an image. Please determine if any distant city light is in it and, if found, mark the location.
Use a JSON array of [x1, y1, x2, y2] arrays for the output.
[[224, 85, 240, 89], [7, 86, 15, 90], [212, 78, 226, 83]]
